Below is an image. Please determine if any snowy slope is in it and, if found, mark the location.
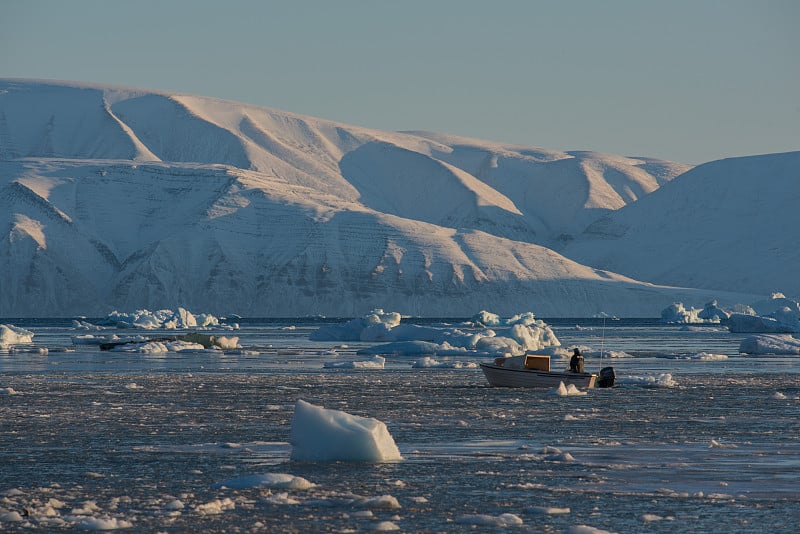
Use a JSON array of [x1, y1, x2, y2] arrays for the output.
[[0, 79, 769, 317], [562, 152, 800, 298]]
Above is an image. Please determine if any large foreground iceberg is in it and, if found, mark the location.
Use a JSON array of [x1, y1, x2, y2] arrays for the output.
[[289, 400, 402, 462]]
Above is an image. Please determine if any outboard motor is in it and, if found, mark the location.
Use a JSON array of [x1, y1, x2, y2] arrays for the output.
[[597, 366, 616, 388]]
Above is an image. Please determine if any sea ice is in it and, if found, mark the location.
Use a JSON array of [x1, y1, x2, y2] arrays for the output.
[[316, 309, 561, 358], [621, 373, 679, 388], [98, 308, 230, 330], [549, 382, 588, 396], [411, 357, 477, 369], [739, 334, 800, 355], [213, 473, 315, 490], [0, 324, 34, 345], [323, 356, 386, 369], [455, 513, 524, 527], [289, 400, 402, 462]]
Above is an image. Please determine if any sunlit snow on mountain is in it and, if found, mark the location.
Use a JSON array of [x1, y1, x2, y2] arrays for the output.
[[1, 79, 791, 317]]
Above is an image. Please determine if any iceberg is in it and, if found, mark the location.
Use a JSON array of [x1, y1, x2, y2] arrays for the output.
[[314, 310, 561, 359], [0, 324, 34, 346], [289, 400, 402, 462], [739, 334, 800, 355]]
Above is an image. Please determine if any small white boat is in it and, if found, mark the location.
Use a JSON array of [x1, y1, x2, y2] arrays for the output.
[[479, 354, 615, 389]]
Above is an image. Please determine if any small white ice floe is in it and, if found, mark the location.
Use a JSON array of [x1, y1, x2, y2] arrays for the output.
[[194, 497, 235, 515], [455, 513, 523, 527], [265, 492, 301, 505], [373, 521, 401, 531], [773, 392, 788, 399], [164, 499, 184, 511], [9, 346, 48, 355], [213, 473, 315, 490], [75, 517, 134, 530], [641, 513, 673, 522], [549, 382, 588, 396], [0, 387, 19, 395], [621, 373, 679, 388], [357, 495, 402, 510], [0, 511, 24, 522], [411, 356, 477, 369], [709, 439, 738, 449], [539, 445, 575, 462], [566, 525, 616, 533], [323, 355, 386, 369], [527, 506, 571, 515]]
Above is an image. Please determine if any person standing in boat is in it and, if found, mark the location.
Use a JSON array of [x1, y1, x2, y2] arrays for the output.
[[569, 348, 584, 373]]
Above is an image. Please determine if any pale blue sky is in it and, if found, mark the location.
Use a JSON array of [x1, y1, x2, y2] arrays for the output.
[[2, 0, 798, 164]]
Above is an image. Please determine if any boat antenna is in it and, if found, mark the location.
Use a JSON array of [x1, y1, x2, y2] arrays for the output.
[[600, 313, 606, 363]]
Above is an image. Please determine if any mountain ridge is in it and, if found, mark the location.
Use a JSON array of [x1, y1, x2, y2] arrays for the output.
[[0, 79, 787, 317]]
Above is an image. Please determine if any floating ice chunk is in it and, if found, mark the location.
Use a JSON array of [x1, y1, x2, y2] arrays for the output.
[[527, 506, 571, 515], [265, 492, 301, 505], [698, 300, 730, 321], [310, 309, 401, 341], [472, 310, 501, 326], [661, 302, 709, 324], [411, 357, 477, 369], [312, 311, 560, 355], [99, 308, 227, 330], [728, 312, 798, 333], [654, 352, 727, 360], [641, 513, 672, 522], [709, 439, 737, 449], [549, 382, 588, 396], [108, 341, 206, 353], [0, 324, 34, 345], [71, 319, 99, 330], [456, 513, 523, 527], [290, 400, 402, 462], [695, 352, 728, 361], [164, 500, 184, 511], [213, 473, 315, 490], [0, 387, 19, 395], [373, 521, 401, 531], [739, 334, 800, 355], [566, 526, 616, 534], [620, 373, 678, 388], [751, 293, 800, 316], [358, 495, 401, 509], [324, 356, 386, 369], [194, 498, 235, 515], [75, 517, 134, 530], [0, 511, 24, 522]]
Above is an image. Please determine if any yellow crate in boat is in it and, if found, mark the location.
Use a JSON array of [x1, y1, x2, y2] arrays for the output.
[[524, 355, 550, 371]]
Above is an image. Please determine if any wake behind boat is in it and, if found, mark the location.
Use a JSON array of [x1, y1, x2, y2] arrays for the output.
[[480, 354, 615, 389]]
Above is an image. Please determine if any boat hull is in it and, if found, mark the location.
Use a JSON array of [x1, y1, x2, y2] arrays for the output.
[[479, 362, 597, 389]]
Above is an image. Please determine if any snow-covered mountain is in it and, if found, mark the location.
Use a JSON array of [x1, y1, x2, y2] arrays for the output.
[[562, 151, 800, 298], [0, 79, 779, 317]]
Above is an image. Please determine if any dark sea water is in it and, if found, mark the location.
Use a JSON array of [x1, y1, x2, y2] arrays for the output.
[[1, 318, 798, 532]]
